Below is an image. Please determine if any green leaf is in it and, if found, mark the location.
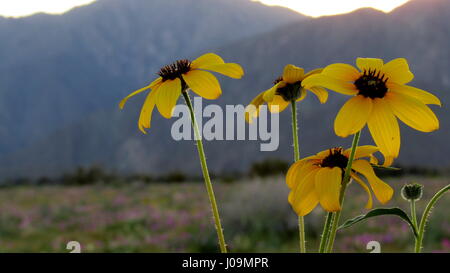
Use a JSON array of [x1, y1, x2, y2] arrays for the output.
[[338, 207, 418, 238]]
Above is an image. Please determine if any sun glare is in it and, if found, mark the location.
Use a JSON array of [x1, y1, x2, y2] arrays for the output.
[[0, 0, 410, 18], [255, 0, 410, 17], [0, 0, 96, 17]]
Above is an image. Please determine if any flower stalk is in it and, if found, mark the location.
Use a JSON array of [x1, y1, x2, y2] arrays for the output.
[[415, 184, 450, 253], [318, 212, 333, 253], [291, 100, 306, 253], [325, 131, 361, 253], [182, 91, 227, 253]]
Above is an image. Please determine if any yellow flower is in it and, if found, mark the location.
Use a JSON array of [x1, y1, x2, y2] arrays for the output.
[[286, 146, 393, 216], [119, 53, 244, 133], [303, 58, 440, 166], [245, 65, 327, 123]]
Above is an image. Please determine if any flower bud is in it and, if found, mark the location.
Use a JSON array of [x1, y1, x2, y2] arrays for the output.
[[401, 183, 423, 201]]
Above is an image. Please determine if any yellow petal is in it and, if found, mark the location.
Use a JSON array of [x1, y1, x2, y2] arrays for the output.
[[344, 145, 379, 159], [245, 92, 265, 123], [190, 53, 224, 69], [369, 155, 379, 165], [263, 82, 283, 102], [382, 58, 414, 85], [352, 160, 393, 204], [119, 77, 162, 109], [138, 89, 158, 134], [351, 173, 373, 209], [356, 58, 384, 72], [322, 63, 361, 81], [155, 79, 182, 119], [315, 167, 342, 212], [307, 86, 328, 104], [287, 161, 318, 189], [268, 95, 290, 113], [290, 168, 320, 216], [182, 70, 222, 100], [200, 63, 244, 79], [386, 91, 439, 132], [334, 95, 373, 137], [302, 74, 358, 95], [387, 82, 441, 106], [296, 88, 308, 102], [367, 98, 400, 166], [303, 68, 323, 79], [282, 64, 304, 84]]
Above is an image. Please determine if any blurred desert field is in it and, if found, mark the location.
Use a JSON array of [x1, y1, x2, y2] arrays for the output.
[[0, 176, 448, 253]]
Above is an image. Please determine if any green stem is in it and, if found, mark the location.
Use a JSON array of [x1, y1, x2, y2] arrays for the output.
[[318, 212, 333, 253], [325, 131, 361, 253], [291, 100, 306, 253], [415, 184, 450, 253], [182, 91, 227, 253], [410, 200, 418, 230]]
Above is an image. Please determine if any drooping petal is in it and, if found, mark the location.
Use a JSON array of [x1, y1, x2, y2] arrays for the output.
[[314, 167, 342, 212], [386, 91, 439, 132], [119, 77, 162, 109], [190, 53, 224, 69], [287, 161, 319, 189], [245, 92, 265, 123], [200, 63, 244, 79], [387, 82, 441, 106], [382, 58, 414, 85], [138, 89, 158, 134], [303, 68, 323, 78], [302, 74, 358, 95], [334, 95, 373, 137], [268, 95, 290, 113], [351, 172, 373, 209], [352, 160, 393, 204], [282, 64, 304, 84], [290, 168, 320, 216], [296, 88, 307, 102], [155, 78, 182, 119], [369, 155, 379, 165], [262, 82, 282, 102], [307, 86, 328, 104], [321, 63, 361, 81], [367, 98, 400, 166], [344, 145, 379, 159], [356, 58, 384, 72], [182, 70, 222, 100]]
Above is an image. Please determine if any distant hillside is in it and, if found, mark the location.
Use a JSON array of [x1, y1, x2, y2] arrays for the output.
[[1, 0, 450, 178]]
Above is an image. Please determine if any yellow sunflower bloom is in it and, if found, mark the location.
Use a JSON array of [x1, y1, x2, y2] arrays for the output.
[[302, 58, 440, 166], [119, 53, 244, 133], [286, 146, 393, 216], [245, 65, 327, 123]]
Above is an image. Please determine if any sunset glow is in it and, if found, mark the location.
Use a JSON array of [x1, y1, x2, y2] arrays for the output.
[[255, 0, 410, 17]]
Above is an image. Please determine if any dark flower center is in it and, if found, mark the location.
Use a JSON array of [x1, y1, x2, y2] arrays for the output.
[[157, 59, 192, 81], [354, 69, 389, 99], [274, 77, 303, 101], [320, 148, 349, 169]]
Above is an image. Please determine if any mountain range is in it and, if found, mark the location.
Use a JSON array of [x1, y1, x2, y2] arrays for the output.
[[0, 0, 449, 179]]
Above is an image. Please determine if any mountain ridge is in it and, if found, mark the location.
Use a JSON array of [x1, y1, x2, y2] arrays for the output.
[[1, 0, 449, 179]]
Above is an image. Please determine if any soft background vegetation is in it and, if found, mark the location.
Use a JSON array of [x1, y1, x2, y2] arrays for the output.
[[0, 175, 448, 253]]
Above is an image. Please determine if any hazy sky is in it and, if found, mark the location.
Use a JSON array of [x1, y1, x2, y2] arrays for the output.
[[0, 0, 410, 18]]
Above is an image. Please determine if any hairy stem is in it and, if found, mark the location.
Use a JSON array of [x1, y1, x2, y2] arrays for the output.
[[291, 100, 306, 253], [325, 131, 361, 253], [415, 184, 450, 253], [182, 91, 227, 253]]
